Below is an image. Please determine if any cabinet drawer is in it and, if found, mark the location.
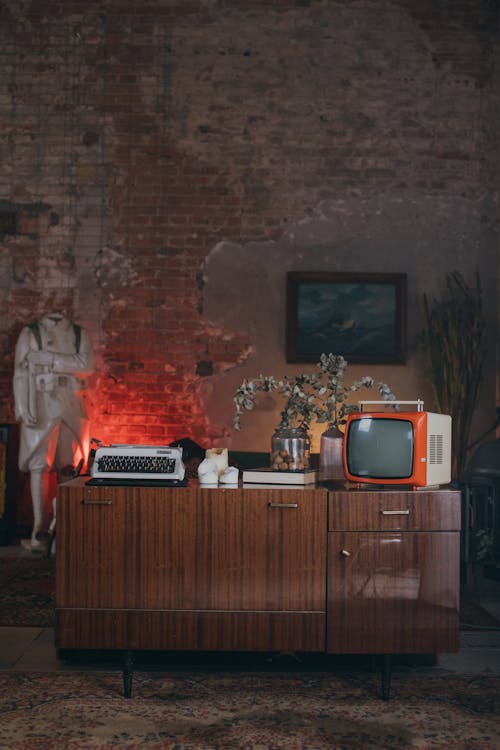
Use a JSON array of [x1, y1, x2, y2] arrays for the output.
[[329, 490, 461, 531]]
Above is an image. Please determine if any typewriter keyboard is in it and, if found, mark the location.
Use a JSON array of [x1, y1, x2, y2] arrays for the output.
[[96, 455, 178, 475]]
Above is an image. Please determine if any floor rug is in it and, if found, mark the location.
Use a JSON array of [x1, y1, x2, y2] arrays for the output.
[[0, 554, 55, 627], [0, 671, 499, 749]]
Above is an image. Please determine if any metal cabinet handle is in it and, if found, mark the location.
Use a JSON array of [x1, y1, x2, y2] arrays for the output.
[[340, 549, 351, 556], [267, 502, 299, 509], [380, 509, 410, 515], [81, 500, 113, 506]]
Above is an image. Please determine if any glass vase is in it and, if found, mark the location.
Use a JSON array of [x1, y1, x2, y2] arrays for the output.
[[319, 424, 345, 482], [271, 427, 311, 472]]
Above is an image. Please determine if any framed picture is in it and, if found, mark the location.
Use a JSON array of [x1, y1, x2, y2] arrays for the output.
[[286, 272, 407, 364]]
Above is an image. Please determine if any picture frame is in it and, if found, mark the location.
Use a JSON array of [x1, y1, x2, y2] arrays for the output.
[[286, 272, 407, 364]]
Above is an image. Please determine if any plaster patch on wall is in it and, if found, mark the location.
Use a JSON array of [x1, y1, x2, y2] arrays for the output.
[[283, 193, 496, 278], [201, 190, 497, 450], [94, 245, 133, 289], [39, 255, 76, 285]]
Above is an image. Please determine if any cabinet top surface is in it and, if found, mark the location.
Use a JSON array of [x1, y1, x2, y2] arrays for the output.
[[60, 477, 460, 498]]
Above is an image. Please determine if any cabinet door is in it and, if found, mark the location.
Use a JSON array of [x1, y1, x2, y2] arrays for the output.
[[56, 483, 327, 652], [135, 487, 327, 612], [57, 484, 327, 613], [328, 530, 460, 654], [56, 484, 137, 609]]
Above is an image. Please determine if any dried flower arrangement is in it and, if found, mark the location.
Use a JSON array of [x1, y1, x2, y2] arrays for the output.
[[233, 353, 396, 433]]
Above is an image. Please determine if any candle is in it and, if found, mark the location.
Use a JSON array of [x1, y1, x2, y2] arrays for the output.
[[205, 448, 229, 477]]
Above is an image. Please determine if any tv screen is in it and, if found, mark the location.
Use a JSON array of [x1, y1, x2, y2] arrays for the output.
[[346, 417, 414, 479]]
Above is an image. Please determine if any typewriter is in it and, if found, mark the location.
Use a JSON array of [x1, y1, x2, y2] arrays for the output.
[[86, 444, 187, 486]]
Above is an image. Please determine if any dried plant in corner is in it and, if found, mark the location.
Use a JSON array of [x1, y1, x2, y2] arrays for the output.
[[421, 271, 486, 479]]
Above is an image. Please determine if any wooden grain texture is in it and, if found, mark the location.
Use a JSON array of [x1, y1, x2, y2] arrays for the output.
[[55, 610, 326, 651], [327, 530, 460, 653], [56, 481, 327, 651], [56, 481, 460, 658]]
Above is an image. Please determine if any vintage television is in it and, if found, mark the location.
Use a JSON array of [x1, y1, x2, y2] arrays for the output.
[[343, 400, 452, 488]]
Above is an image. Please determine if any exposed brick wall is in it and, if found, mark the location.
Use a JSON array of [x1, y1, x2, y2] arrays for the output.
[[0, 0, 498, 454]]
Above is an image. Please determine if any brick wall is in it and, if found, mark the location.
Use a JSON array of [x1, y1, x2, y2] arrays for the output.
[[0, 0, 498, 454]]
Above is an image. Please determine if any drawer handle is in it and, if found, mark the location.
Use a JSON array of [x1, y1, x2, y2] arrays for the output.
[[267, 502, 298, 509], [81, 500, 113, 506], [340, 549, 351, 557], [380, 509, 410, 515]]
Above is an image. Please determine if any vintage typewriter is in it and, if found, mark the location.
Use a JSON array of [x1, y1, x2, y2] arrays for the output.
[[86, 444, 187, 486]]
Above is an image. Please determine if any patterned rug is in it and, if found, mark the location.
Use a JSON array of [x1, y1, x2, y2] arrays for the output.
[[0, 671, 499, 749], [0, 553, 55, 626]]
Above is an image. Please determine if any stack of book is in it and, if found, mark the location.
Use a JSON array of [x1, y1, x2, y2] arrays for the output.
[[242, 467, 318, 485]]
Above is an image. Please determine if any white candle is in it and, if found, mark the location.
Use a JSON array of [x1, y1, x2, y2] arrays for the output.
[[205, 448, 229, 477]]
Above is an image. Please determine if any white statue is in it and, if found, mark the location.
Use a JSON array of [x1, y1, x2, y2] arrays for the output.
[[205, 448, 228, 477], [13, 313, 95, 550], [197, 458, 219, 485], [220, 466, 239, 485]]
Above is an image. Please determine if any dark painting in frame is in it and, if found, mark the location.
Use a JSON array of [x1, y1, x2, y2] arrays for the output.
[[286, 272, 407, 364]]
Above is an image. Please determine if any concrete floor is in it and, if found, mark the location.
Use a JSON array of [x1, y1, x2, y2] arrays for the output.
[[1, 545, 499, 676]]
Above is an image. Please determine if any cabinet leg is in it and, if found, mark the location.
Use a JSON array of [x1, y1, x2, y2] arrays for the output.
[[123, 649, 133, 698], [381, 654, 392, 700]]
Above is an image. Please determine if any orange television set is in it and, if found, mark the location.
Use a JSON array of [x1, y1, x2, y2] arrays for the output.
[[343, 400, 452, 488]]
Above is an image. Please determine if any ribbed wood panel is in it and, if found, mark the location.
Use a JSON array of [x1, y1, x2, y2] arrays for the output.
[[56, 480, 327, 651], [55, 609, 326, 651]]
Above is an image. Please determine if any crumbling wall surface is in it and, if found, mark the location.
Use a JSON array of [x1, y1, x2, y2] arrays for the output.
[[0, 0, 497, 450]]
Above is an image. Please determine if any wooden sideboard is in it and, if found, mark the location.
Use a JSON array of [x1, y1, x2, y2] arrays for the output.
[[55, 479, 461, 699]]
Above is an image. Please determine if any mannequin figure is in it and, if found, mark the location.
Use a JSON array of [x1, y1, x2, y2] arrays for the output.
[[13, 313, 94, 550]]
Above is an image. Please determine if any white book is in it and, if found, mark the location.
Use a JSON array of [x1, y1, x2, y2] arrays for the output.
[[242, 467, 318, 485]]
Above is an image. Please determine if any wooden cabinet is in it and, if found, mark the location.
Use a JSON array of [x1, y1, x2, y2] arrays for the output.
[[55, 481, 460, 697], [56, 481, 327, 652], [327, 490, 461, 655]]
